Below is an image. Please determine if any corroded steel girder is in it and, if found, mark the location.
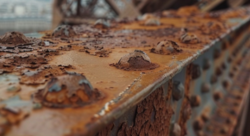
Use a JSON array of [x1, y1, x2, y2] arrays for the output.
[[1, 6, 250, 136]]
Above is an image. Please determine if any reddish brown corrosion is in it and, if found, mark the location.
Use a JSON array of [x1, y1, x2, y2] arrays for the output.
[[150, 40, 182, 55], [34, 72, 102, 108], [110, 50, 159, 71], [0, 32, 30, 45], [96, 87, 173, 136], [0, 6, 249, 136], [52, 25, 77, 37]]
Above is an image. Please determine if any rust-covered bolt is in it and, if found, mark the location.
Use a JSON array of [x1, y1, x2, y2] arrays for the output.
[[201, 113, 209, 122], [215, 67, 222, 76], [190, 95, 201, 107], [180, 33, 199, 44], [201, 83, 211, 93], [191, 64, 201, 80], [213, 91, 223, 101], [94, 19, 110, 28], [236, 59, 242, 65], [222, 80, 229, 89], [210, 74, 218, 84], [229, 71, 234, 78], [202, 58, 210, 70], [0, 31, 30, 45], [144, 18, 161, 26], [110, 50, 159, 71], [221, 62, 226, 70], [227, 56, 232, 63], [213, 49, 221, 59], [220, 126, 229, 134], [34, 72, 102, 108], [170, 123, 181, 136], [193, 118, 204, 131], [150, 40, 182, 55], [233, 66, 239, 71], [172, 81, 184, 101], [52, 25, 76, 37]]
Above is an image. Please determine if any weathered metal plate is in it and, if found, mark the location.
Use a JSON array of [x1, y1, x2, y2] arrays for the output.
[[0, 6, 250, 136]]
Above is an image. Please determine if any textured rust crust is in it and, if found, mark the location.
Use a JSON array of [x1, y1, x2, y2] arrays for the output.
[[96, 87, 173, 136], [34, 72, 103, 108], [0, 32, 30, 45]]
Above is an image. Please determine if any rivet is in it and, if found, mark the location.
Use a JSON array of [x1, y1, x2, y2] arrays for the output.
[[170, 123, 181, 136], [213, 91, 223, 101], [172, 81, 184, 101], [215, 67, 222, 76], [201, 83, 210, 93], [191, 64, 201, 80], [227, 56, 232, 63], [229, 72, 234, 78], [213, 49, 220, 59], [210, 74, 217, 84], [221, 62, 226, 70], [193, 118, 204, 131], [202, 58, 210, 70], [190, 95, 201, 107]]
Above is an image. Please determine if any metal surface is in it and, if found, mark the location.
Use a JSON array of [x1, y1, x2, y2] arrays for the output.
[[0, 6, 250, 136]]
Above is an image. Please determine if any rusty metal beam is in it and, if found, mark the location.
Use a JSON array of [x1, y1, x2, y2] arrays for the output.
[[1, 6, 250, 136]]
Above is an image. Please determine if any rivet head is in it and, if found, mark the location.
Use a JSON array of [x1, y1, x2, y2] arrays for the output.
[[94, 19, 110, 28], [190, 95, 201, 107], [180, 33, 200, 44], [111, 50, 159, 71], [227, 56, 232, 63], [213, 91, 223, 101], [201, 83, 210, 93], [202, 58, 210, 70], [193, 118, 204, 131], [201, 113, 209, 122], [34, 73, 102, 108], [221, 62, 226, 70], [191, 64, 201, 80], [172, 81, 184, 101], [213, 49, 221, 59], [151, 40, 182, 55], [229, 71, 234, 78], [144, 18, 161, 26], [222, 80, 230, 89], [170, 123, 181, 136], [215, 67, 222, 76], [210, 74, 217, 84]]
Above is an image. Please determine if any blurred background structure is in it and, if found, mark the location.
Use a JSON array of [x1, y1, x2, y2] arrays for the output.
[[1, 0, 250, 34], [0, 0, 52, 35]]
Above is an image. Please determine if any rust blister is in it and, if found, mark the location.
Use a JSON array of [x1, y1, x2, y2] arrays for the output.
[[34, 72, 103, 108], [52, 25, 77, 37], [0, 32, 30, 45], [110, 50, 159, 71], [180, 33, 199, 44], [170, 123, 181, 136], [172, 81, 184, 101], [94, 19, 110, 28], [144, 18, 161, 26], [150, 40, 182, 55], [190, 95, 201, 107]]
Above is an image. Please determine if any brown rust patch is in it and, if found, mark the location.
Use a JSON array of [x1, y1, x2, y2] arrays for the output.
[[34, 72, 103, 108], [150, 40, 182, 55], [97, 87, 173, 136], [110, 50, 159, 71], [0, 32, 30, 45]]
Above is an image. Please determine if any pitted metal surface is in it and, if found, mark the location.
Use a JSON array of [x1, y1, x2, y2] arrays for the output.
[[0, 6, 249, 136]]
